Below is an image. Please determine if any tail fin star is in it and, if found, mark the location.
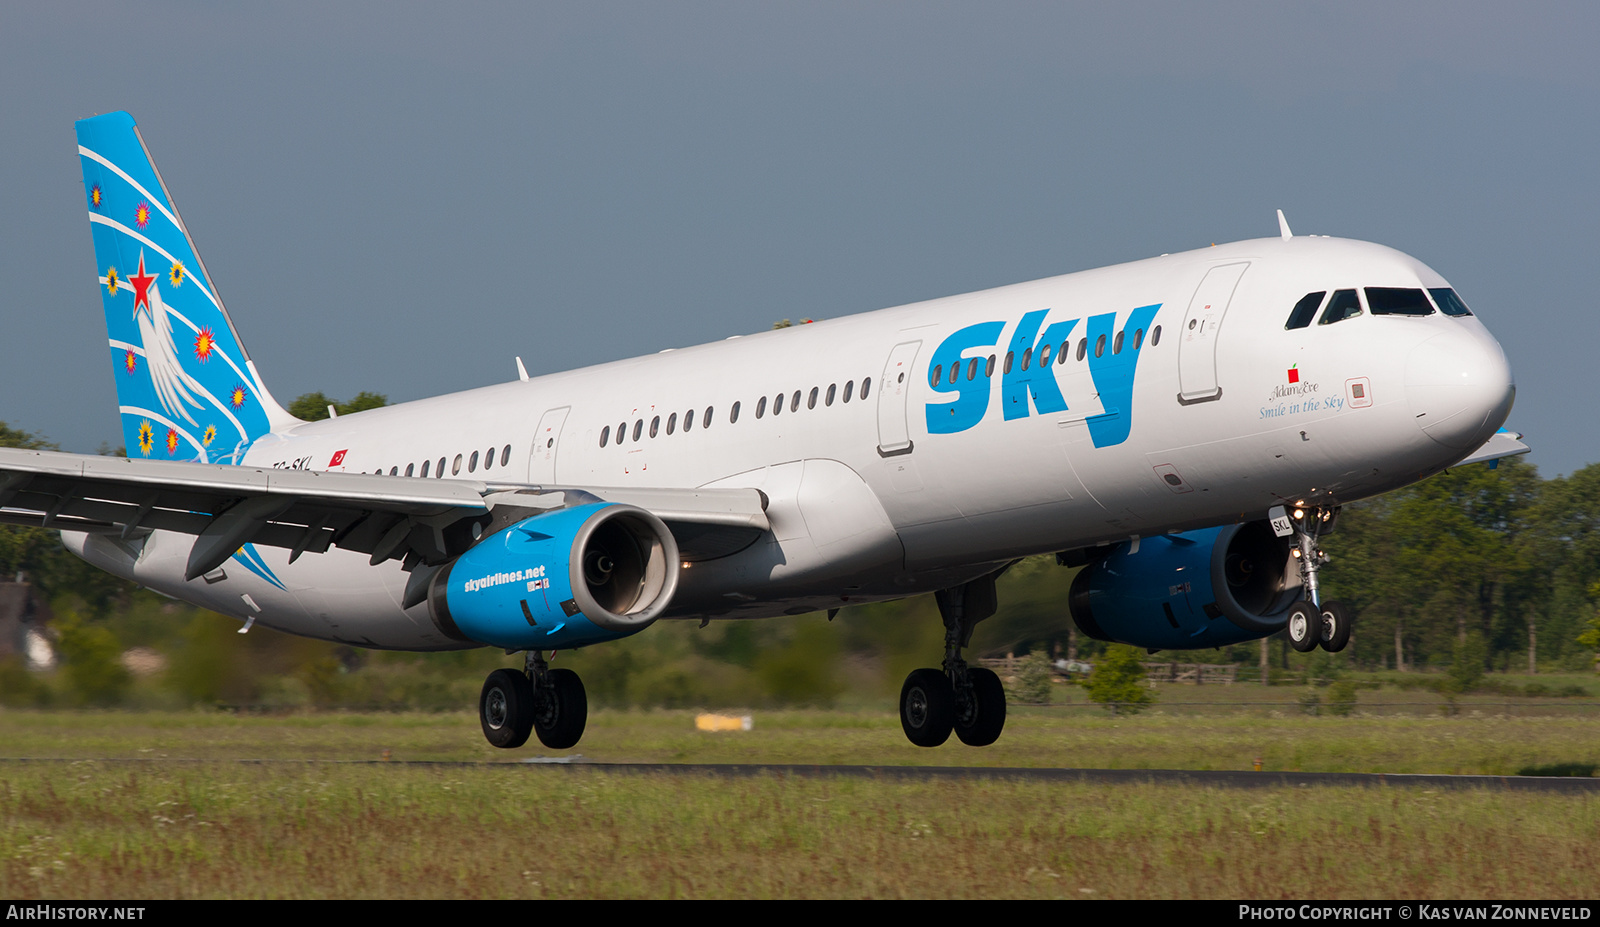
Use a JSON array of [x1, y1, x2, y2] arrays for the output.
[[76, 111, 298, 463]]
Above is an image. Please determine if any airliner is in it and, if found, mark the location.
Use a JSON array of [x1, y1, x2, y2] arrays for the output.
[[0, 112, 1524, 750]]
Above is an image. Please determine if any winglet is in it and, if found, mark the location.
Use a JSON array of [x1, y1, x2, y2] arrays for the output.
[[1277, 209, 1293, 240]]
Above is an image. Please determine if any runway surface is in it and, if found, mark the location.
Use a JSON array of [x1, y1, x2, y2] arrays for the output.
[[6, 757, 1598, 792]]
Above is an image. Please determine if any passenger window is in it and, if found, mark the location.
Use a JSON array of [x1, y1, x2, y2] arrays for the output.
[[986, 355, 996, 377], [1004, 352, 1014, 374], [1284, 291, 1326, 330], [1133, 328, 1144, 350], [1076, 339, 1087, 361], [1094, 334, 1106, 358], [1319, 289, 1362, 325], [772, 393, 783, 416], [1039, 344, 1050, 366], [632, 420, 643, 441], [757, 396, 767, 418], [844, 380, 854, 403], [931, 364, 943, 387], [1057, 342, 1069, 365], [725, 402, 735, 424], [452, 454, 463, 475], [667, 412, 677, 435], [406, 463, 415, 477], [808, 387, 819, 409], [861, 377, 871, 399], [484, 447, 495, 470], [826, 384, 836, 406], [1366, 287, 1434, 316], [1113, 331, 1124, 354], [421, 460, 430, 478], [683, 409, 694, 432], [388, 466, 397, 476], [468, 451, 479, 473], [1428, 287, 1473, 317], [650, 416, 660, 438], [501, 446, 510, 467], [1151, 325, 1162, 346], [966, 358, 978, 381], [947, 364, 958, 385], [618, 422, 628, 443], [437, 457, 446, 478], [791, 390, 801, 412], [1021, 347, 1032, 371]]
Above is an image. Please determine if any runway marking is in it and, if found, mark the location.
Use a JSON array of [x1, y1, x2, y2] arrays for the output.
[[2, 758, 1597, 792]]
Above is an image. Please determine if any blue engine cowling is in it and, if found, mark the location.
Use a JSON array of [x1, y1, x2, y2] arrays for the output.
[[427, 502, 680, 650], [1068, 521, 1300, 651]]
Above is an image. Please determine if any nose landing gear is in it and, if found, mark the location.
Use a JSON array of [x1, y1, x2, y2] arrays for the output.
[[1278, 504, 1352, 653], [478, 650, 588, 750], [899, 574, 1009, 748]]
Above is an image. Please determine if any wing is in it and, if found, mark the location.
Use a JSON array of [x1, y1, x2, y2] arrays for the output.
[[0, 447, 769, 581], [1451, 427, 1531, 469]]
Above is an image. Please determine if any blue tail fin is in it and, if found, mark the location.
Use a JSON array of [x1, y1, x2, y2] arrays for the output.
[[75, 112, 296, 463]]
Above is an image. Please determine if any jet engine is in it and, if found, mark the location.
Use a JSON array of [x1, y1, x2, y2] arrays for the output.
[[1067, 521, 1300, 651], [426, 502, 679, 650]]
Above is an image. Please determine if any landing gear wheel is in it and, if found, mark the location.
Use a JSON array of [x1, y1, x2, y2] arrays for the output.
[[954, 667, 1007, 747], [1287, 600, 1320, 653], [1319, 600, 1352, 653], [480, 668, 535, 749], [533, 668, 588, 750], [900, 668, 955, 747]]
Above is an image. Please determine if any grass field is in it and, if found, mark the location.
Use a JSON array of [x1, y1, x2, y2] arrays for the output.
[[3, 698, 1599, 774], [2, 761, 1596, 899], [2, 701, 1599, 899]]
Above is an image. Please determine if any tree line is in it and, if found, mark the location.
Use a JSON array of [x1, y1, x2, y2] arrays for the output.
[[1, 400, 1596, 709]]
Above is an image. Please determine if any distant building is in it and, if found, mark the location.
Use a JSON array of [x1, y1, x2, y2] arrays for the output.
[[0, 580, 55, 669]]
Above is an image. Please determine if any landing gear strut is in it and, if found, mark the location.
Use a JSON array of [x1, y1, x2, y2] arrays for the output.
[[478, 651, 588, 750], [899, 574, 1008, 747], [1280, 504, 1352, 653]]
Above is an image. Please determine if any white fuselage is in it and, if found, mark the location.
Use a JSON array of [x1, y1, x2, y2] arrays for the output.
[[69, 235, 1514, 650]]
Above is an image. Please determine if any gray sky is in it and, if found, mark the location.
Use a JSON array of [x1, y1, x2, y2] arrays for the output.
[[3, 2, 1596, 476]]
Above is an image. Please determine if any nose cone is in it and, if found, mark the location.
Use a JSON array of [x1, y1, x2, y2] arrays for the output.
[[1406, 327, 1515, 450]]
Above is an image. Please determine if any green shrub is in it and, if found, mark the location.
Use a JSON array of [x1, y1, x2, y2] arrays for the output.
[[54, 611, 130, 706], [1446, 634, 1488, 694], [1006, 652, 1053, 705], [1084, 645, 1154, 715], [1325, 678, 1358, 716]]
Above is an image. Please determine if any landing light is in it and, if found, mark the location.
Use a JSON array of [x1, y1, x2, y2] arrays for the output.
[[1292, 508, 1305, 520]]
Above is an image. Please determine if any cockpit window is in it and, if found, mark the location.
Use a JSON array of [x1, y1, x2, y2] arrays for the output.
[[1429, 287, 1473, 317], [1366, 287, 1434, 316], [1318, 289, 1362, 325], [1284, 291, 1326, 330]]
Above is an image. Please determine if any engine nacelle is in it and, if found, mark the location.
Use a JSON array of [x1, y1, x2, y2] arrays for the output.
[[428, 502, 680, 650], [1068, 521, 1300, 651]]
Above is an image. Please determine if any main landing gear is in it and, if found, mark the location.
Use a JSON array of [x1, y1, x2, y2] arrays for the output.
[[900, 574, 1008, 748], [480, 651, 588, 750], [1279, 504, 1353, 654]]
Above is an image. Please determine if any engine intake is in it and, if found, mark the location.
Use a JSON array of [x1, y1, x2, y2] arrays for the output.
[[1068, 520, 1299, 651], [428, 502, 679, 650]]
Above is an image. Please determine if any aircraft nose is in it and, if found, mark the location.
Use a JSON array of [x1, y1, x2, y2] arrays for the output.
[[1405, 327, 1515, 450]]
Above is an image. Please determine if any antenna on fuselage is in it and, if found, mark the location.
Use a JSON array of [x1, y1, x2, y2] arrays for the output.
[[1277, 209, 1293, 240], [515, 357, 530, 382]]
